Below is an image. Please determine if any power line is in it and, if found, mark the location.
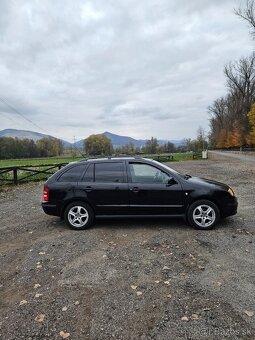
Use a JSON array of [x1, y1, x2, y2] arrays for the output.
[[0, 96, 49, 134], [0, 110, 26, 127], [0, 96, 86, 157]]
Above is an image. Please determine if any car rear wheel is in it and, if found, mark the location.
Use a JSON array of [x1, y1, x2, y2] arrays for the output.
[[64, 201, 94, 230], [187, 200, 220, 230]]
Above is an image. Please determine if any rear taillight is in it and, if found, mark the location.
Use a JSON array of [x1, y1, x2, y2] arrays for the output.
[[43, 186, 49, 201]]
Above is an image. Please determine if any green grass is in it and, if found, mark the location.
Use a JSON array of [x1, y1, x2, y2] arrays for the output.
[[0, 152, 196, 167]]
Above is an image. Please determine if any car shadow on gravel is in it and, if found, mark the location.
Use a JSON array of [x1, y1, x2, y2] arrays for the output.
[[93, 217, 187, 230], [48, 215, 238, 233]]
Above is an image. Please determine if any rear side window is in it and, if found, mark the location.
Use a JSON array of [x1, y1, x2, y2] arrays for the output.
[[95, 162, 125, 183], [58, 164, 85, 182]]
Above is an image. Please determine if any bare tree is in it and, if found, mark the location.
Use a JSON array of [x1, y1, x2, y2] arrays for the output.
[[224, 54, 255, 112], [208, 97, 227, 125], [235, 0, 255, 37], [208, 2, 255, 149]]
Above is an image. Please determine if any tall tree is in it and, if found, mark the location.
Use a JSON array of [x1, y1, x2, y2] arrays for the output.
[[209, 1, 255, 149], [209, 54, 255, 148], [84, 134, 113, 156], [248, 103, 255, 144], [143, 137, 159, 154], [196, 126, 207, 150]]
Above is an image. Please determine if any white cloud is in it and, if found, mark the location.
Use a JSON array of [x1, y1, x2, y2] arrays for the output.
[[80, 3, 104, 22]]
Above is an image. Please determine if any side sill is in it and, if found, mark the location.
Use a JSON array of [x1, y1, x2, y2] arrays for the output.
[[96, 214, 185, 218]]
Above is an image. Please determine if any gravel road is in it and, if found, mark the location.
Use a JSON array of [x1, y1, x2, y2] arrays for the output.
[[0, 154, 255, 340], [210, 150, 255, 163]]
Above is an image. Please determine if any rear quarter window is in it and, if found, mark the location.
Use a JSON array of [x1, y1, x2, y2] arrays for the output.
[[58, 164, 86, 182], [81, 163, 94, 182]]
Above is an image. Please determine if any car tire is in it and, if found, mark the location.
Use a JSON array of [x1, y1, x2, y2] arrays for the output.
[[64, 201, 94, 230], [187, 200, 220, 230]]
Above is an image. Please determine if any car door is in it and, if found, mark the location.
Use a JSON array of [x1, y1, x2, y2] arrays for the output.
[[127, 161, 184, 215], [77, 161, 129, 215]]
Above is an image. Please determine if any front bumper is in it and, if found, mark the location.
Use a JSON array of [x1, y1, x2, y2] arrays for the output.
[[222, 197, 238, 217]]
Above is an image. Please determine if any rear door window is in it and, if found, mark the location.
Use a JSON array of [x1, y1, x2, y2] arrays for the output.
[[95, 162, 125, 183]]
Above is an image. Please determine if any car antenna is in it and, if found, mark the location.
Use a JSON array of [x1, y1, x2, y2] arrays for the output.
[[72, 136, 86, 158]]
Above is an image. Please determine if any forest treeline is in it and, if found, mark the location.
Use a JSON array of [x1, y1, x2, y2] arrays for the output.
[[209, 0, 255, 149], [0, 132, 206, 159], [83, 133, 207, 156], [0, 137, 63, 159]]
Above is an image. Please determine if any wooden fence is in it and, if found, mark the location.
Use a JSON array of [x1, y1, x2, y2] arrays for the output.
[[154, 155, 174, 162], [0, 163, 68, 185], [0, 152, 203, 186]]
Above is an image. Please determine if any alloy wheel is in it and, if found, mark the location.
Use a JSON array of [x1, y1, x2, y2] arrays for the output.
[[192, 204, 216, 228], [68, 206, 89, 228]]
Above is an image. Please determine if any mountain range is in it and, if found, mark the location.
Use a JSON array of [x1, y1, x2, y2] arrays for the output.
[[0, 129, 185, 148]]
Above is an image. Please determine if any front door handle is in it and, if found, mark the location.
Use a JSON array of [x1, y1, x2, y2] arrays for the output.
[[84, 186, 93, 192], [130, 186, 139, 193]]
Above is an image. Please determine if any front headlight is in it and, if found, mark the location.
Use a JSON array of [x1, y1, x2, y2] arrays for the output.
[[228, 187, 235, 197]]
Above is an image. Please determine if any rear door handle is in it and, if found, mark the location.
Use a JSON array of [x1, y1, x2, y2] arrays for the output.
[[84, 186, 93, 192], [130, 186, 139, 193]]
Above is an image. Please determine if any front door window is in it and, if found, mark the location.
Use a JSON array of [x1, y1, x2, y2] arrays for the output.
[[129, 163, 170, 184]]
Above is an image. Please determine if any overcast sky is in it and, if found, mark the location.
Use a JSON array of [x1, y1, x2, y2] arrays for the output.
[[0, 0, 254, 142]]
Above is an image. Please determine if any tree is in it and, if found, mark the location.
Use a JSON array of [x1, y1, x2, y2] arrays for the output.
[[235, 0, 255, 38], [36, 138, 50, 157], [209, 54, 255, 148], [208, 1, 255, 149], [143, 137, 159, 154], [115, 142, 138, 155], [224, 55, 255, 114], [50, 139, 64, 156], [217, 129, 228, 148], [196, 126, 207, 150], [36, 138, 64, 157], [248, 103, 255, 144], [231, 120, 242, 147], [84, 134, 113, 155], [0, 137, 64, 159], [161, 142, 176, 153]]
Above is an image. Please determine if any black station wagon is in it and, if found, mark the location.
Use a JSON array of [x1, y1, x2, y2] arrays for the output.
[[41, 157, 238, 230]]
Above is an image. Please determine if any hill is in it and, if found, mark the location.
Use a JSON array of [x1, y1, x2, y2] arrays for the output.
[[0, 129, 185, 149], [75, 132, 185, 149], [0, 129, 71, 147]]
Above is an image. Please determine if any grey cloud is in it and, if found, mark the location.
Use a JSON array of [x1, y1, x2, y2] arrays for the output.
[[0, 0, 253, 141]]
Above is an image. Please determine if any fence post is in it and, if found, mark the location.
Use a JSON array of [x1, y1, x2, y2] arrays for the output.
[[13, 167, 18, 185]]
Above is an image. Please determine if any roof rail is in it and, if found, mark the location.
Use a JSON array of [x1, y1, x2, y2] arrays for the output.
[[107, 155, 143, 159], [78, 155, 144, 161]]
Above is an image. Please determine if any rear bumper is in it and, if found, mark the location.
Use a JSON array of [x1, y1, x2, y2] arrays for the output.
[[41, 202, 59, 217]]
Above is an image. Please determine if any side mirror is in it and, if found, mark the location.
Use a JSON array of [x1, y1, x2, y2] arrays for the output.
[[167, 177, 177, 186]]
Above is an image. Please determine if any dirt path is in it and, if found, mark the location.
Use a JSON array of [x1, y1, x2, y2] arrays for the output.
[[0, 155, 255, 339], [210, 150, 255, 163]]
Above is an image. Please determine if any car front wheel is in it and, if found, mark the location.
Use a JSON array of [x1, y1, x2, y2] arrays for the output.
[[64, 201, 94, 230], [187, 200, 220, 230]]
